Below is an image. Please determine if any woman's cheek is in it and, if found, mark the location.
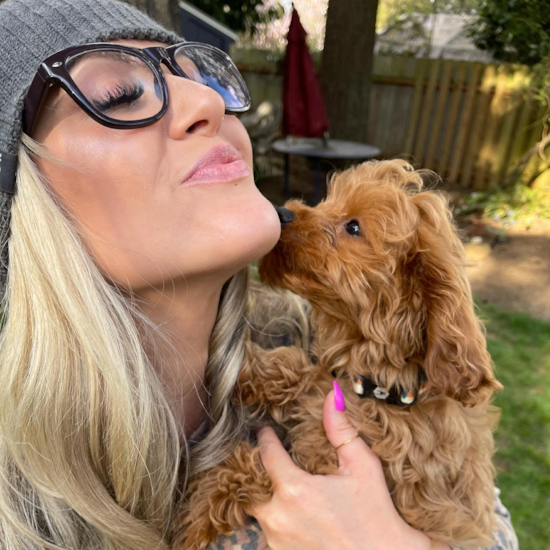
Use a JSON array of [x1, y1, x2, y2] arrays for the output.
[[223, 116, 254, 165]]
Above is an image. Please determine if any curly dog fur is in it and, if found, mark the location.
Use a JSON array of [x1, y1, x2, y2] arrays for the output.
[[172, 159, 503, 550]]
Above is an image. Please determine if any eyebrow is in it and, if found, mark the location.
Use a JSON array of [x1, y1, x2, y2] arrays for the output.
[[69, 48, 147, 70]]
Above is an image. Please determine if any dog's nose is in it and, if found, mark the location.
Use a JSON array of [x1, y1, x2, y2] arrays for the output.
[[276, 206, 296, 225]]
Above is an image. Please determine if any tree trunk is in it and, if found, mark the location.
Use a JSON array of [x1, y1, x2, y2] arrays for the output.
[[121, 0, 181, 34], [320, 0, 379, 142]]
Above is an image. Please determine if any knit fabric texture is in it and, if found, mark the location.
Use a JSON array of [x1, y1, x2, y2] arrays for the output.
[[0, 0, 185, 305]]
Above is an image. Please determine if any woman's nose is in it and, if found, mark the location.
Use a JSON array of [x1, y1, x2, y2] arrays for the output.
[[161, 64, 226, 138]]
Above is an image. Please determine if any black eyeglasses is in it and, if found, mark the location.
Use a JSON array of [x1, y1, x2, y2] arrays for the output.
[[23, 41, 252, 137]]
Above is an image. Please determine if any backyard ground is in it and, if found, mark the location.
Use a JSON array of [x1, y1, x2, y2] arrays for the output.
[[482, 303, 550, 550], [464, 224, 550, 550], [465, 223, 550, 321]]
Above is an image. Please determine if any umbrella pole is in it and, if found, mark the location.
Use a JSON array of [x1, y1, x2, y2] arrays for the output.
[[313, 159, 322, 205], [283, 153, 290, 198]]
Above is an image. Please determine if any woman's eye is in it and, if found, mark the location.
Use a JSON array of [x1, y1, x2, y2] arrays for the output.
[[345, 220, 361, 237], [93, 82, 144, 113]]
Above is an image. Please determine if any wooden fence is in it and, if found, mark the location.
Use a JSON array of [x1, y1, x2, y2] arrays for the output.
[[373, 57, 546, 189], [232, 49, 548, 190]]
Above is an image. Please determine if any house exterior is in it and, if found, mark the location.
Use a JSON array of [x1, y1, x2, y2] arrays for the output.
[[375, 13, 494, 62]]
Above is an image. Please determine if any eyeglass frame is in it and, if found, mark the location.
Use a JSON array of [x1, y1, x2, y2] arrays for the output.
[[23, 41, 252, 137]]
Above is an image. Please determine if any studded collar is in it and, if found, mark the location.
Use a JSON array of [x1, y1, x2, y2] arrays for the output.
[[333, 368, 429, 407]]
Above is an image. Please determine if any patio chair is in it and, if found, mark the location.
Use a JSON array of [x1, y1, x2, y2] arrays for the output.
[[240, 100, 283, 178], [240, 100, 283, 155]]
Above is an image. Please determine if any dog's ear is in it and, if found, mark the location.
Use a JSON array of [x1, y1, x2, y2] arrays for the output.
[[410, 191, 502, 406]]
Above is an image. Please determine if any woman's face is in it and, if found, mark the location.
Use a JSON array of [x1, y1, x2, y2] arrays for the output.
[[30, 38, 281, 293]]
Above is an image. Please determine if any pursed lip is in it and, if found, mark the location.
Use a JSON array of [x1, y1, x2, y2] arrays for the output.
[[181, 143, 248, 185]]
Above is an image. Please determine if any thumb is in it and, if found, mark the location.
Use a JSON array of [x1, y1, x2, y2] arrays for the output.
[[323, 380, 373, 475]]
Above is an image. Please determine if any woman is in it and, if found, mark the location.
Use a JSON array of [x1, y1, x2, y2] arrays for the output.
[[0, 0, 518, 549]]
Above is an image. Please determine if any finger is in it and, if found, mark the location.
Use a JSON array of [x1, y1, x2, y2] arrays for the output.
[[257, 426, 305, 487], [323, 381, 375, 475]]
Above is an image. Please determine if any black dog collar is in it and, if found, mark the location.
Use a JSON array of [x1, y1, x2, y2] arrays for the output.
[[350, 368, 429, 407]]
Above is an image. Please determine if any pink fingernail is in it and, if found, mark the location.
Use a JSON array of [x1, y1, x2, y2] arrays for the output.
[[333, 380, 345, 412]]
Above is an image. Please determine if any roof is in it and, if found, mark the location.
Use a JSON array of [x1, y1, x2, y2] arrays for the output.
[[178, 0, 238, 40]]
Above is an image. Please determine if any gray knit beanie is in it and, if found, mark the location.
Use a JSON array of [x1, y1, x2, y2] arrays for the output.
[[0, 0, 185, 306]]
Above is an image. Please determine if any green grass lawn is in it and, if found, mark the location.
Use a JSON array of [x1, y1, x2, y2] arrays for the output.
[[479, 302, 550, 550]]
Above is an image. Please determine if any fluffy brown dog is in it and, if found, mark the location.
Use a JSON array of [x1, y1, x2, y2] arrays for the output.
[[174, 159, 503, 550]]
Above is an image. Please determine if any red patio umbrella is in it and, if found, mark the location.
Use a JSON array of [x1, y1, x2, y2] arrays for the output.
[[282, 8, 329, 138]]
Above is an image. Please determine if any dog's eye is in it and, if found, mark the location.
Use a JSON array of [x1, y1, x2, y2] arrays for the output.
[[345, 220, 361, 237]]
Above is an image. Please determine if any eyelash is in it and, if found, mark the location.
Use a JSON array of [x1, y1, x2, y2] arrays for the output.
[[93, 82, 144, 112]]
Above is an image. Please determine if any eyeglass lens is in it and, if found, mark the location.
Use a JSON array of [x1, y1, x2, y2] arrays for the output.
[[65, 45, 248, 122]]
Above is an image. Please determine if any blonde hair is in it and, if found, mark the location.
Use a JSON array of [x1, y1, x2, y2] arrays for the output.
[[0, 133, 249, 549]]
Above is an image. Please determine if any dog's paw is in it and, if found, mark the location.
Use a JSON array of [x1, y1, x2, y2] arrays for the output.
[[173, 444, 273, 549]]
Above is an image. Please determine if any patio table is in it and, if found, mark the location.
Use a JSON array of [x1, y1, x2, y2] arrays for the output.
[[271, 137, 381, 204]]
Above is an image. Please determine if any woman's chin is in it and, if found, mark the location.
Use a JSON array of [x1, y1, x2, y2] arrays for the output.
[[242, 193, 282, 263], [174, 184, 282, 280], [219, 191, 282, 270]]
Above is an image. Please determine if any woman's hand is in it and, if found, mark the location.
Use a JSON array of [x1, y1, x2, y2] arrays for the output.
[[251, 381, 451, 550]]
